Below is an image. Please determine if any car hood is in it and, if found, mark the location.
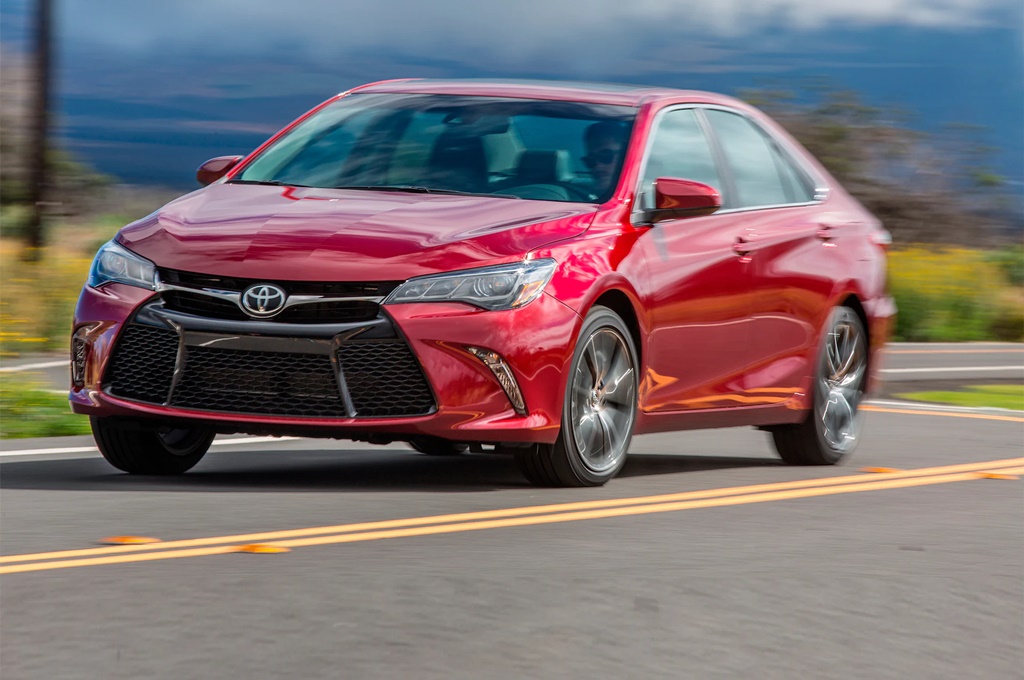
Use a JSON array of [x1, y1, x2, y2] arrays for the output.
[[118, 184, 598, 281]]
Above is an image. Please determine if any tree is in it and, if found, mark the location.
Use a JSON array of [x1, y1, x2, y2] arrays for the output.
[[1, 47, 109, 250], [742, 82, 1014, 246]]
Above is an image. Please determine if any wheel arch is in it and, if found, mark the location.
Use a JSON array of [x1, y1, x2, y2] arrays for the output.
[[837, 291, 871, 373], [591, 288, 644, 369]]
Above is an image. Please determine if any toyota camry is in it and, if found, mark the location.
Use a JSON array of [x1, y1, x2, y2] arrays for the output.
[[71, 79, 895, 486]]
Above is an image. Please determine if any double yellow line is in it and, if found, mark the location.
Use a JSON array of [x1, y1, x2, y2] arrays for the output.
[[2, 457, 1021, 575]]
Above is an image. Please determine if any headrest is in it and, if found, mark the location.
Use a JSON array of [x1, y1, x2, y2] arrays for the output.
[[426, 132, 488, 192], [516, 150, 571, 184]]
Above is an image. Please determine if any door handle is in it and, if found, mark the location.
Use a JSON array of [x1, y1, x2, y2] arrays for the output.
[[733, 236, 752, 256], [817, 220, 859, 241]]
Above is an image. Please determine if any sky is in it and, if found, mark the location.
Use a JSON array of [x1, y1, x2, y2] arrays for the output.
[[1, 0, 1022, 196]]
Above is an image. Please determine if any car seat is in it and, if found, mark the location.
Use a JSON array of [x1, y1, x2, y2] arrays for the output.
[[425, 131, 488, 193]]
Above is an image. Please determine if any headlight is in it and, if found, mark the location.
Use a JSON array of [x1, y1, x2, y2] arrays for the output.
[[87, 241, 157, 290], [385, 259, 557, 311]]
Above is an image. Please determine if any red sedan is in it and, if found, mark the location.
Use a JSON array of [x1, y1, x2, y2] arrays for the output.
[[71, 79, 895, 486]]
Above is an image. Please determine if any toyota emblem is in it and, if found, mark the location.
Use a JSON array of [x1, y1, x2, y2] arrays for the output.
[[240, 284, 287, 317]]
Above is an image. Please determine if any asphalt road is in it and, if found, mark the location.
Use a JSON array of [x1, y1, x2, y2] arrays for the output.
[[1, 344, 1022, 679]]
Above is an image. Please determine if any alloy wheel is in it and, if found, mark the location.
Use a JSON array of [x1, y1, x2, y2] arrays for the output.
[[569, 327, 637, 474], [817, 308, 867, 453]]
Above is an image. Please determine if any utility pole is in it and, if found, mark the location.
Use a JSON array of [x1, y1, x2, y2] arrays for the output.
[[23, 0, 52, 261]]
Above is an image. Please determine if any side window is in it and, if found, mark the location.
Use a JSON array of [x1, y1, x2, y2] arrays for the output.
[[640, 108, 721, 209], [704, 110, 791, 208], [773, 147, 815, 203]]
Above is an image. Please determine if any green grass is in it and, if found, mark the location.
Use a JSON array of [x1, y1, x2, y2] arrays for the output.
[[896, 384, 1024, 411], [0, 375, 92, 439]]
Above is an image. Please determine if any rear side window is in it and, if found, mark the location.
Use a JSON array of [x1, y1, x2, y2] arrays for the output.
[[773, 147, 814, 203], [705, 110, 806, 208], [639, 108, 721, 209]]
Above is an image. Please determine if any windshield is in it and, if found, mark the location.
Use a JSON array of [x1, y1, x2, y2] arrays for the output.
[[236, 93, 636, 203]]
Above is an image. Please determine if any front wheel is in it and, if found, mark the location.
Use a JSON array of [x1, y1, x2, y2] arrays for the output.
[[91, 417, 215, 475], [516, 306, 638, 487], [772, 306, 868, 465]]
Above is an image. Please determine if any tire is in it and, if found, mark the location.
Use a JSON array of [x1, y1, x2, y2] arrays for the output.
[[91, 417, 214, 475], [772, 306, 868, 465], [515, 306, 639, 487], [408, 436, 469, 456]]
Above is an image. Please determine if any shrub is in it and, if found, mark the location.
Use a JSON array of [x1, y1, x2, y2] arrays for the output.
[[888, 247, 1011, 341], [986, 246, 1024, 287], [0, 239, 95, 357]]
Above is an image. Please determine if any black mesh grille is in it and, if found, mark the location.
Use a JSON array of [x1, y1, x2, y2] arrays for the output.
[[105, 324, 435, 418], [171, 347, 346, 417], [107, 325, 178, 403], [339, 342, 435, 417]]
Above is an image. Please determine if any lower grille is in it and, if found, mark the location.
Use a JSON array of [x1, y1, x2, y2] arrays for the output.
[[105, 324, 435, 418], [107, 325, 178, 403], [339, 342, 437, 417], [173, 347, 346, 417]]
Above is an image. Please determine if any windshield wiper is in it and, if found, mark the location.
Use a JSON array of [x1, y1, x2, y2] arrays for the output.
[[332, 185, 521, 199], [226, 179, 311, 188]]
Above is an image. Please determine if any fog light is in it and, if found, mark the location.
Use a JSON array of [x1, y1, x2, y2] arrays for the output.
[[71, 323, 100, 389], [71, 336, 87, 388], [466, 347, 527, 415]]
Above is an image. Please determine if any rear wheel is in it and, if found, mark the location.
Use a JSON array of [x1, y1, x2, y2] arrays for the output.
[[91, 417, 214, 475], [772, 306, 868, 465], [515, 307, 638, 487]]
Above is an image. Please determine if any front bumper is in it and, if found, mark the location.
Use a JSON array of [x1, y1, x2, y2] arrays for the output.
[[70, 283, 581, 443]]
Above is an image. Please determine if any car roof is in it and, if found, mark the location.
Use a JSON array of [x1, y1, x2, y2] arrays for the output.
[[348, 78, 744, 108]]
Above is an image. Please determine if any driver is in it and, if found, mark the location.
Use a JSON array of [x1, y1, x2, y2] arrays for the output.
[[582, 121, 628, 197]]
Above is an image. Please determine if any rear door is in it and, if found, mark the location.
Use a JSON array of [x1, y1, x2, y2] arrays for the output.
[[702, 108, 843, 402]]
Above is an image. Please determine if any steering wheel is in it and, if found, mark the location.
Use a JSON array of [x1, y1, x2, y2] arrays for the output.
[[559, 182, 597, 202]]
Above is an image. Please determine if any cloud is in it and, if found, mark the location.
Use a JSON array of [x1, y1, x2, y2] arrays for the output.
[[61, 0, 1017, 62]]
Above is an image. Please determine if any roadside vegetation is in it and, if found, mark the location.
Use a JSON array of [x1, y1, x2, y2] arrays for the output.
[[0, 211, 132, 357], [889, 246, 1024, 342], [896, 384, 1024, 411], [0, 374, 91, 438]]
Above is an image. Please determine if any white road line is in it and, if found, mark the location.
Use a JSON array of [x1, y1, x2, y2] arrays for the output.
[[880, 366, 1024, 374], [866, 399, 1021, 415], [0, 445, 97, 457], [0, 436, 299, 459], [0, 360, 67, 373]]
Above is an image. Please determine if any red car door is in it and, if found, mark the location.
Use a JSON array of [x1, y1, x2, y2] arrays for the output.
[[702, 109, 844, 404], [634, 107, 756, 412]]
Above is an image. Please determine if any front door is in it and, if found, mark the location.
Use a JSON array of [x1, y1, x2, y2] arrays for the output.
[[635, 107, 755, 412]]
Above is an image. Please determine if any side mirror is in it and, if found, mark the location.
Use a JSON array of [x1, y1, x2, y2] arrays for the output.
[[646, 177, 722, 223], [196, 155, 243, 186]]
